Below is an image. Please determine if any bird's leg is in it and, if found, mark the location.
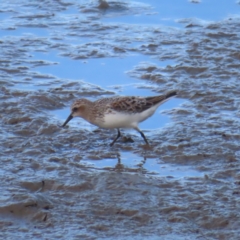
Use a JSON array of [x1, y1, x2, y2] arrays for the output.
[[139, 131, 149, 145], [134, 127, 149, 145], [110, 129, 121, 146]]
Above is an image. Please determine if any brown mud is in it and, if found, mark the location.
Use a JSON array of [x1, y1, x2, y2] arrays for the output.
[[0, 0, 240, 239]]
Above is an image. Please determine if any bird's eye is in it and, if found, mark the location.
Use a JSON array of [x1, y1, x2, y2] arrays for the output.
[[72, 107, 78, 112]]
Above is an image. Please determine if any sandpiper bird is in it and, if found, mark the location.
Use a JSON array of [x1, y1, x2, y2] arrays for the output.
[[62, 91, 177, 146]]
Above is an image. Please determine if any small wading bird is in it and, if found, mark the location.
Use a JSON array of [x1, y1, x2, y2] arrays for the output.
[[62, 91, 177, 146]]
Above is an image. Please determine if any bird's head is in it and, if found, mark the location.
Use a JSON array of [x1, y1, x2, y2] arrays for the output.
[[62, 99, 90, 127]]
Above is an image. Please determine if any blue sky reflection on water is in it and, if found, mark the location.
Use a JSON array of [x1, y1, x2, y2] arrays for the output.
[[32, 51, 174, 95]]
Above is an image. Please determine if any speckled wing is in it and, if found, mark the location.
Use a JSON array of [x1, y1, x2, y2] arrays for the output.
[[109, 96, 161, 114], [110, 91, 177, 114]]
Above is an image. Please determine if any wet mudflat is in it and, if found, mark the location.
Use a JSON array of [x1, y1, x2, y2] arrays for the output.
[[1, 0, 240, 239]]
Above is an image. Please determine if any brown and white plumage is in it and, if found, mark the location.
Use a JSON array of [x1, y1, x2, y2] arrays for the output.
[[62, 90, 177, 146]]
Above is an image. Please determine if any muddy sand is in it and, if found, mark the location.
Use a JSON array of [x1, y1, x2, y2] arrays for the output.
[[0, 0, 240, 239]]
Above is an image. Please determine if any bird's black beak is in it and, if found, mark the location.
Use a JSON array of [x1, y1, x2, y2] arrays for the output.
[[62, 114, 73, 127]]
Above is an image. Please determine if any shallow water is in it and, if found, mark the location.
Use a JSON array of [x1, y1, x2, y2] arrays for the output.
[[1, 0, 240, 239], [82, 151, 203, 178], [31, 52, 166, 95]]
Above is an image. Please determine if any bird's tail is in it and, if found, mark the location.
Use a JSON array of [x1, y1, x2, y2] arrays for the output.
[[165, 90, 177, 99], [146, 90, 177, 105]]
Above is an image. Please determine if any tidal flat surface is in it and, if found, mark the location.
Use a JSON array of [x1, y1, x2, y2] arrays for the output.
[[1, 0, 240, 239]]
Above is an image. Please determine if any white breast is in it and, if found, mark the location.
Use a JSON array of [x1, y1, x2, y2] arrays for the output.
[[98, 105, 159, 129]]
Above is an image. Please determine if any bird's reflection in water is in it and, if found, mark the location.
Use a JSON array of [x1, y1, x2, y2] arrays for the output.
[[81, 151, 154, 175], [109, 152, 148, 174]]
